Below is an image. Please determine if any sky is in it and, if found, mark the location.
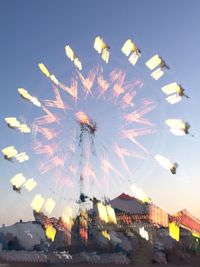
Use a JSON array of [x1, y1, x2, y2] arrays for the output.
[[1, 0, 200, 225]]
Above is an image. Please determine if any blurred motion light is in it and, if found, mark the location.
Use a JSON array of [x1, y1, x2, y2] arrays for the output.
[[23, 178, 37, 192], [10, 173, 26, 188], [31, 194, 45, 212], [38, 63, 50, 78], [155, 154, 178, 174], [145, 54, 162, 70], [151, 67, 164, 80], [43, 197, 56, 215], [2, 146, 18, 159], [166, 94, 182, 104]]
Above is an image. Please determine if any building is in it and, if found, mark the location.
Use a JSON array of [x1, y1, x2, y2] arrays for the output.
[[110, 193, 168, 227], [170, 209, 200, 235]]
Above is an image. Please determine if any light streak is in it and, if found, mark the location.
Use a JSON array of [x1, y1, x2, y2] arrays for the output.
[[44, 86, 67, 110], [76, 111, 90, 125], [23, 178, 37, 192], [78, 70, 96, 96], [2, 146, 18, 159], [145, 54, 162, 70], [43, 197, 56, 215], [10, 173, 26, 188], [130, 184, 151, 203], [35, 106, 59, 125], [124, 102, 156, 126], [155, 154, 178, 174], [65, 45, 82, 70], [31, 194, 45, 212]]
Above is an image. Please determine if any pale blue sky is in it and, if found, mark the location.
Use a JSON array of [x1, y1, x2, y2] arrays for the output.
[[0, 0, 200, 225]]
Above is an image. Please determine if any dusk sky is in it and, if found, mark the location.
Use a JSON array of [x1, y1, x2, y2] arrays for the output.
[[1, 0, 200, 225]]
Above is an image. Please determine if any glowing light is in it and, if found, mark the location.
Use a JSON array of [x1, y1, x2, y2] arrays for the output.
[[114, 142, 131, 175], [130, 184, 151, 203], [145, 54, 162, 70], [166, 119, 185, 129], [38, 63, 50, 78], [139, 227, 149, 240], [94, 36, 105, 54], [97, 202, 117, 224], [74, 57, 82, 70], [59, 79, 78, 100], [124, 102, 155, 126], [35, 106, 59, 125], [110, 70, 126, 97], [128, 52, 140, 65], [97, 202, 109, 223], [151, 67, 164, 80], [2, 146, 18, 159], [106, 204, 117, 224], [109, 69, 125, 84], [161, 82, 182, 95], [76, 111, 90, 125], [101, 157, 123, 179], [122, 128, 155, 153], [18, 88, 41, 107], [161, 82, 189, 104], [112, 83, 124, 96], [97, 75, 109, 95], [114, 142, 147, 173], [5, 117, 20, 128], [78, 71, 96, 95], [45, 224, 56, 241], [101, 48, 110, 63], [14, 152, 29, 163], [169, 128, 185, 136], [38, 63, 62, 86], [34, 141, 58, 156], [162, 83, 188, 103], [121, 39, 134, 56], [165, 119, 190, 136], [18, 88, 32, 101], [45, 87, 66, 110], [94, 36, 110, 63], [155, 154, 178, 174], [37, 126, 58, 140], [121, 39, 141, 66], [31, 96, 41, 107], [121, 91, 136, 108], [43, 197, 56, 215], [23, 178, 37, 192], [18, 124, 31, 133], [102, 230, 110, 240], [166, 94, 182, 104], [62, 207, 73, 228], [65, 45, 75, 61], [31, 194, 45, 212], [10, 173, 26, 188], [49, 74, 59, 85], [169, 222, 180, 241], [65, 45, 82, 70], [39, 155, 65, 173]]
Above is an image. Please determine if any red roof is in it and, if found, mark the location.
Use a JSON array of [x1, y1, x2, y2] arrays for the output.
[[118, 193, 136, 200], [172, 209, 200, 234]]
